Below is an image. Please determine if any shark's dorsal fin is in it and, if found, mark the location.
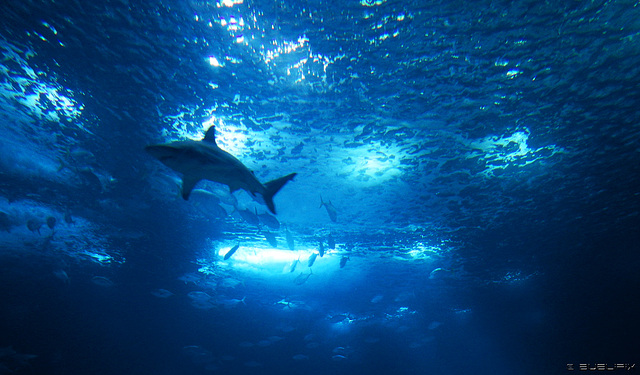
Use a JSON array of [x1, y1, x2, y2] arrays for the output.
[[203, 126, 217, 146]]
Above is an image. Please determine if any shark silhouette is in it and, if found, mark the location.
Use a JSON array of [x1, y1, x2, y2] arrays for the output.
[[146, 126, 296, 214]]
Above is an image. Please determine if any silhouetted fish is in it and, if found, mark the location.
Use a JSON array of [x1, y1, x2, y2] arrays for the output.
[[285, 225, 295, 250], [151, 289, 174, 298], [258, 212, 280, 230], [64, 210, 74, 224], [307, 252, 318, 267], [91, 276, 114, 287], [0, 211, 12, 232], [46, 216, 56, 230], [224, 244, 240, 260], [319, 196, 337, 222], [289, 257, 300, 273], [264, 231, 278, 247], [238, 208, 260, 226], [294, 269, 312, 285], [328, 314, 348, 323], [26, 219, 42, 235], [327, 233, 335, 249]]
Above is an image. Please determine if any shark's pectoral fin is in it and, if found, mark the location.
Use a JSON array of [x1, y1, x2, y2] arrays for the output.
[[182, 175, 201, 200]]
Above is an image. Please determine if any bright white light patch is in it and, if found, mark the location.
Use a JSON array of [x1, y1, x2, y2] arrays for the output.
[[218, 0, 243, 7], [336, 141, 404, 187], [220, 246, 299, 264], [218, 245, 314, 272], [467, 128, 564, 177], [208, 56, 222, 67]]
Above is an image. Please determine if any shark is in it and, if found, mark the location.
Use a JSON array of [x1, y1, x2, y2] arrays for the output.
[[145, 126, 296, 214]]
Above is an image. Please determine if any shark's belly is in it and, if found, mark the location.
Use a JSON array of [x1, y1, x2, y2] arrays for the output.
[[200, 165, 264, 194]]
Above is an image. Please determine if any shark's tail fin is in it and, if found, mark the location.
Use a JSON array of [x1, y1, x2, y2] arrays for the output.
[[263, 173, 297, 214]]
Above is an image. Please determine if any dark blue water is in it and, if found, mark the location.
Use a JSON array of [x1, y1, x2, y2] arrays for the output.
[[1, 0, 639, 374]]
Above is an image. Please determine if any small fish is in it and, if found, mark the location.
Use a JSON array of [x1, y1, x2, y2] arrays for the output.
[[307, 252, 318, 267], [339, 256, 349, 268], [238, 208, 260, 226], [187, 291, 212, 301], [294, 269, 313, 285], [46, 216, 57, 230], [218, 296, 246, 308], [91, 276, 114, 287], [318, 242, 325, 257], [151, 289, 174, 298], [319, 196, 337, 222], [264, 231, 278, 247], [26, 219, 43, 235], [64, 210, 74, 224], [0, 211, 12, 232], [78, 167, 103, 192], [285, 225, 295, 250], [209, 203, 228, 218], [53, 269, 69, 284], [429, 267, 451, 280], [190, 188, 221, 206], [289, 257, 300, 273], [328, 314, 348, 323], [224, 244, 240, 260], [208, 184, 238, 207], [327, 233, 335, 249], [258, 212, 280, 230], [291, 142, 304, 155], [178, 273, 200, 284]]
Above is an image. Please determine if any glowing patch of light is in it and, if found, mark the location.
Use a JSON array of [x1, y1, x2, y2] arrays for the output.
[[216, 245, 319, 276], [218, 0, 243, 7], [220, 246, 298, 265], [405, 242, 443, 261], [262, 37, 309, 64], [335, 141, 405, 187], [385, 306, 417, 320], [329, 319, 353, 334], [467, 128, 564, 178], [361, 0, 387, 6], [41, 21, 58, 35], [0, 40, 84, 130], [506, 69, 522, 78], [201, 116, 248, 156], [208, 56, 222, 67], [80, 251, 114, 264], [492, 270, 540, 285]]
